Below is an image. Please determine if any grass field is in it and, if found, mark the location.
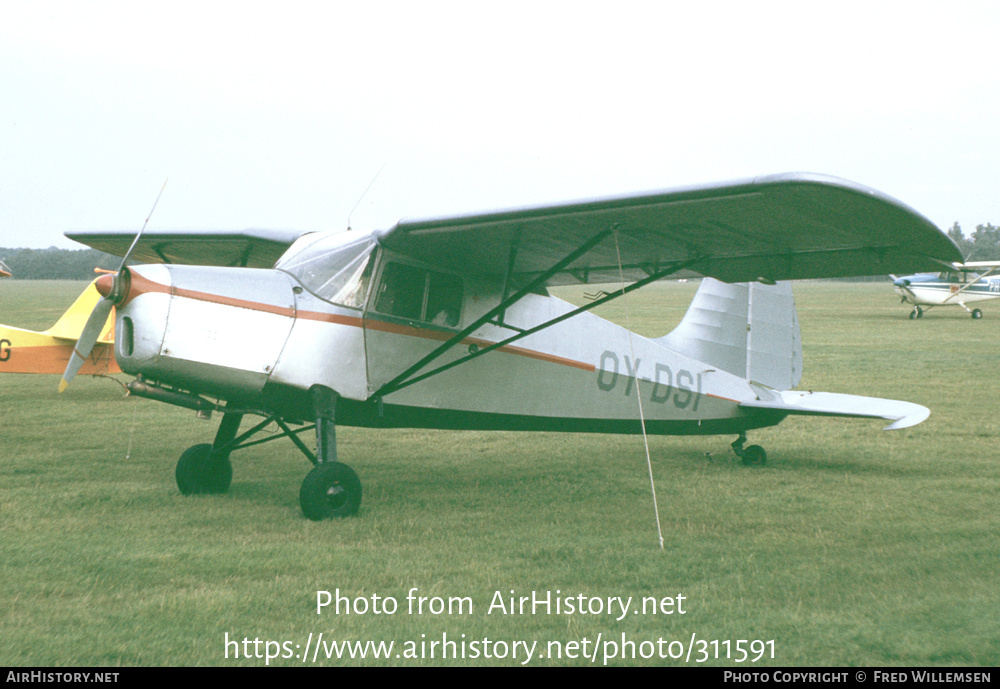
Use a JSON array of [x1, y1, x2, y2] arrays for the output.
[[1, 279, 997, 666]]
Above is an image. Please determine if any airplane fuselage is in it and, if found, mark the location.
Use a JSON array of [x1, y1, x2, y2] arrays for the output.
[[894, 272, 1000, 306], [0, 279, 119, 375], [112, 259, 774, 437], [893, 266, 1000, 319]]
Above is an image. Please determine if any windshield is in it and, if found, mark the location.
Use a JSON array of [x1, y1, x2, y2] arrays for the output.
[[276, 231, 377, 308]]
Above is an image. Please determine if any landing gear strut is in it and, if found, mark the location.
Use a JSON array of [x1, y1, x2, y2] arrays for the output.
[[956, 302, 984, 319], [732, 433, 767, 466], [298, 386, 362, 520], [172, 386, 361, 520]]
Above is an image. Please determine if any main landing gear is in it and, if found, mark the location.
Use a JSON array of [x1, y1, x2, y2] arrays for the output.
[[731, 433, 767, 466], [911, 305, 983, 319], [174, 385, 361, 520], [298, 386, 362, 520]]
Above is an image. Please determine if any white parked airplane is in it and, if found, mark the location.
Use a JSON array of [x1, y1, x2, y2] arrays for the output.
[[892, 261, 1000, 319], [63, 173, 962, 520]]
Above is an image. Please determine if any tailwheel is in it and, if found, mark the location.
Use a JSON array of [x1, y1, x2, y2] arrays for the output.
[[176, 443, 233, 495], [731, 434, 767, 466], [972, 308, 983, 319], [300, 462, 362, 520], [740, 445, 767, 466]]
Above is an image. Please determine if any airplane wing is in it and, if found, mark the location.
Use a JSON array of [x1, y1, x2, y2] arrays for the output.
[[376, 173, 963, 286], [957, 260, 1000, 270], [65, 229, 306, 269]]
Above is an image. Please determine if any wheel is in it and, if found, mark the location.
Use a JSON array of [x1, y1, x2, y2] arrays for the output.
[[176, 443, 233, 495], [910, 307, 923, 319], [740, 444, 767, 466], [972, 308, 982, 319], [300, 462, 362, 520]]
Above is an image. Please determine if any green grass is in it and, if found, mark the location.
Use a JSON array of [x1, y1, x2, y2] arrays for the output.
[[0, 280, 997, 666]]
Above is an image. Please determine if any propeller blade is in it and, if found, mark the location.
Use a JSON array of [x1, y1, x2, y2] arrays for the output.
[[117, 178, 168, 272], [58, 179, 166, 392], [59, 298, 114, 392]]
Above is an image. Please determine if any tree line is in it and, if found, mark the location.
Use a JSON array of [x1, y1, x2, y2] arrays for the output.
[[947, 223, 1000, 261], [0, 247, 120, 280]]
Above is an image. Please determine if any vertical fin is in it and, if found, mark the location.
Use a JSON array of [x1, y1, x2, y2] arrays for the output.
[[657, 278, 802, 390], [43, 279, 115, 342]]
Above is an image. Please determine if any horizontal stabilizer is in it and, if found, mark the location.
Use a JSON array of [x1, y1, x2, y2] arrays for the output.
[[741, 389, 929, 430]]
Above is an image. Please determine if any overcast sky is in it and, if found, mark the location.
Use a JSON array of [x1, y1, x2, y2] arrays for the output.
[[2, 0, 998, 250]]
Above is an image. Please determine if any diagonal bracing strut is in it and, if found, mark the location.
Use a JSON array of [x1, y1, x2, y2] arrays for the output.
[[374, 237, 706, 398]]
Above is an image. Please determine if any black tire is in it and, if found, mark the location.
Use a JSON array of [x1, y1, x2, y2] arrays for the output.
[[972, 309, 983, 319], [741, 445, 767, 466], [300, 462, 362, 520], [176, 443, 233, 495]]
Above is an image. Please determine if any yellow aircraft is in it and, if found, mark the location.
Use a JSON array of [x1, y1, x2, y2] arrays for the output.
[[0, 278, 119, 375]]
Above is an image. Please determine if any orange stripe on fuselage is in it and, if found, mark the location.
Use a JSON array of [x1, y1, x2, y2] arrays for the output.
[[130, 271, 596, 373]]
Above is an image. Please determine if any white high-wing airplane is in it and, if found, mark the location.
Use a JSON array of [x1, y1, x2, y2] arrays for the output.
[[892, 261, 1000, 319], [64, 173, 962, 520]]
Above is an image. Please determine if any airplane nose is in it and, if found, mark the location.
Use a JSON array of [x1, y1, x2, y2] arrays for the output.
[[116, 264, 297, 398], [95, 273, 115, 298]]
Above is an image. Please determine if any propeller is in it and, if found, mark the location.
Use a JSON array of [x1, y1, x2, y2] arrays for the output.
[[59, 180, 168, 392], [889, 274, 915, 304]]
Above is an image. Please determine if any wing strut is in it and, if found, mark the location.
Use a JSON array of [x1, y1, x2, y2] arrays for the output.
[[374, 249, 706, 398], [943, 265, 999, 303], [372, 227, 612, 397]]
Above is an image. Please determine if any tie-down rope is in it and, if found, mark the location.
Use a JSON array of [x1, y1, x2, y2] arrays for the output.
[[611, 227, 664, 550]]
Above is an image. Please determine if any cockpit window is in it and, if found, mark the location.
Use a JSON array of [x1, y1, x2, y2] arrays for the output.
[[375, 263, 425, 320], [276, 232, 376, 308], [373, 261, 463, 327], [939, 270, 975, 284]]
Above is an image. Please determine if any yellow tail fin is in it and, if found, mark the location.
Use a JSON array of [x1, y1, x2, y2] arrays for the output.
[[43, 279, 115, 343]]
